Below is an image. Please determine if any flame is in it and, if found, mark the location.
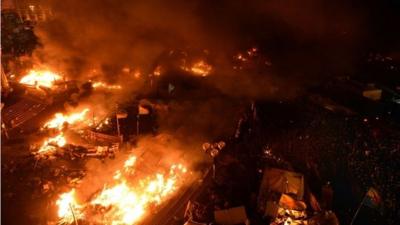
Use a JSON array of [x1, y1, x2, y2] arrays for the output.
[[56, 189, 84, 225], [20, 70, 62, 88], [37, 133, 66, 154], [189, 60, 212, 76], [56, 155, 188, 225], [181, 60, 212, 77], [92, 82, 122, 90], [134, 70, 141, 78], [123, 155, 137, 171], [153, 66, 162, 76], [44, 109, 90, 130], [90, 162, 187, 225]]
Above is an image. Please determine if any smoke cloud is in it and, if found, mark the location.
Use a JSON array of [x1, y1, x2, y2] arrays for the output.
[[32, 0, 399, 139]]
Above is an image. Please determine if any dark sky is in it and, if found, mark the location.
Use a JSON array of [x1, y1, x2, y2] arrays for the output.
[[35, 0, 400, 87]]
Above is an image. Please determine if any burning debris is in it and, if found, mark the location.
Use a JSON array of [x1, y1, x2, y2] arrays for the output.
[[91, 82, 122, 90], [54, 153, 189, 225], [56, 189, 84, 225], [20, 69, 63, 88], [43, 108, 90, 130], [181, 60, 213, 77]]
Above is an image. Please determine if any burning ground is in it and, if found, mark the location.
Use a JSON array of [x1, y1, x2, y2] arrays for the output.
[[2, 0, 400, 225]]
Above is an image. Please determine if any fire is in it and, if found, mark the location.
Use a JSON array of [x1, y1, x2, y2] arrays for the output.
[[90, 163, 187, 225], [123, 155, 137, 171], [20, 70, 62, 88], [37, 133, 66, 154], [181, 60, 212, 77], [44, 109, 90, 130], [55, 155, 188, 225], [153, 66, 162, 76], [56, 189, 84, 225], [190, 61, 212, 76], [92, 82, 122, 90]]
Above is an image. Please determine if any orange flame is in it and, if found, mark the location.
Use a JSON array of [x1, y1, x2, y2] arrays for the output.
[[44, 109, 90, 130], [92, 82, 122, 90], [56, 155, 188, 225], [37, 133, 66, 155], [56, 189, 84, 225], [20, 70, 62, 88], [90, 163, 187, 224], [181, 60, 212, 77]]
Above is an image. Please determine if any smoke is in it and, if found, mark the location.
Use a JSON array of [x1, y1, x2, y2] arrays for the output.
[[76, 133, 206, 201], [34, 0, 377, 90], [32, 0, 397, 141]]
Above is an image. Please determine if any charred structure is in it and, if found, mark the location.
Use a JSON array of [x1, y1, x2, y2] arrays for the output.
[[2, 1, 400, 225]]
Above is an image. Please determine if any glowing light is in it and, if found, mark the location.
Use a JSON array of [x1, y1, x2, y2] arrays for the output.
[[44, 109, 90, 130], [181, 60, 212, 77], [90, 163, 187, 225], [134, 70, 141, 78], [92, 82, 122, 90], [153, 66, 162, 76], [20, 70, 62, 88], [123, 155, 137, 172], [37, 133, 66, 155], [56, 189, 84, 225], [56, 155, 188, 225]]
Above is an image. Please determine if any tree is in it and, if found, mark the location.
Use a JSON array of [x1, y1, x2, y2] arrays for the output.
[[1, 11, 40, 57]]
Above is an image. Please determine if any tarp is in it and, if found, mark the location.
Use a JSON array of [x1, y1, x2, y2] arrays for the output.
[[260, 168, 304, 200], [279, 194, 307, 211], [362, 89, 382, 101], [214, 206, 248, 225]]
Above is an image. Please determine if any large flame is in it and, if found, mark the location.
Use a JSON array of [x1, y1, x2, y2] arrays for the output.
[[37, 133, 66, 155], [56, 155, 188, 225], [56, 189, 84, 225], [44, 109, 90, 130], [20, 70, 62, 88]]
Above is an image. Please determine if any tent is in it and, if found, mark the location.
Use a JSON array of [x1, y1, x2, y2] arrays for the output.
[[258, 168, 305, 216], [259, 168, 304, 200]]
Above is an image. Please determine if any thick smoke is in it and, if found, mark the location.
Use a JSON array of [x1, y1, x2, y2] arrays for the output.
[[76, 133, 207, 201], [33, 0, 398, 140], [35, 0, 374, 83]]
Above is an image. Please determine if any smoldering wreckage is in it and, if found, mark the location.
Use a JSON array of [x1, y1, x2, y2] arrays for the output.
[[2, 57, 340, 225]]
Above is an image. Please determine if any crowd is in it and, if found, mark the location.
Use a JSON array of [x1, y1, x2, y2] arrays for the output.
[[252, 100, 399, 224]]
